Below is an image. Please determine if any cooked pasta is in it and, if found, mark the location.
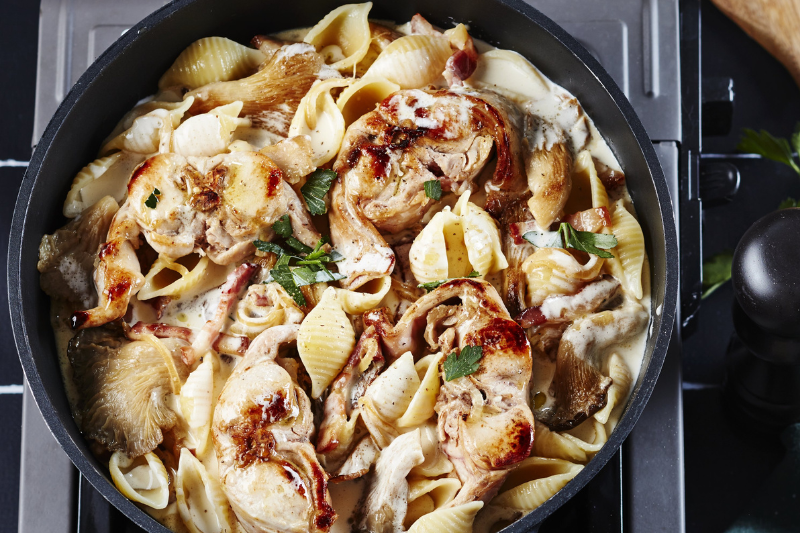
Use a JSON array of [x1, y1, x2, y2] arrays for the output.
[[41, 5, 653, 532]]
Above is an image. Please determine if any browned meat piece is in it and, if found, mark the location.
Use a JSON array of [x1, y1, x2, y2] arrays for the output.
[[331, 89, 527, 289], [364, 279, 534, 506], [128, 322, 250, 357], [213, 325, 336, 532]]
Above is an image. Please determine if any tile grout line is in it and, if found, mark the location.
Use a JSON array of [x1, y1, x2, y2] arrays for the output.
[[0, 385, 24, 394], [0, 160, 29, 167]]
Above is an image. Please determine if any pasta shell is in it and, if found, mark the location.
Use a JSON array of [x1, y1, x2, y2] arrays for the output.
[[173, 101, 250, 157], [335, 275, 392, 314], [229, 283, 304, 338], [409, 207, 471, 283], [594, 353, 632, 425], [532, 420, 588, 463], [180, 353, 216, 455], [63, 153, 122, 217], [466, 49, 551, 102], [608, 199, 645, 299], [494, 457, 583, 510], [159, 37, 265, 90], [289, 78, 353, 166], [522, 248, 604, 306], [297, 286, 356, 398], [365, 351, 420, 420], [139, 254, 211, 301], [175, 448, 235, 533], [408, 477, 462, 508], [304, 3, 373, 71], [396, 352, 443, 428], [337, 77, 400, 127], [573, 150, 609, 209], [365, 34, 452, 89], [101, 99, 194, 156], [103, 97, 194, 146], [412, 422, 454, 477], [109, 451, 170, 509], [454, 192, 509, 276], [407, 501, 484, 533]]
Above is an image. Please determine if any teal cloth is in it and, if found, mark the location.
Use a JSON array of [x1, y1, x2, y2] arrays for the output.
[[726, 424, 800, 533]]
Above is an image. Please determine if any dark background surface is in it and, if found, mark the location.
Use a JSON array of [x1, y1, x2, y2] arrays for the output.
[[1, 0, 799, 531]]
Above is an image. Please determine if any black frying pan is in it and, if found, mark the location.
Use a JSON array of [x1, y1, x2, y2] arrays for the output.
[[8, 0, 678, 531]]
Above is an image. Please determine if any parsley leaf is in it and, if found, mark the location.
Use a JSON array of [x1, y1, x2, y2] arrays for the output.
[[273, 214, 292, 238], [270, 264, 307, 306], [523, 222, 617, 258], [418, 271, 480, 292], [253, 240, 287, 256], [779, 197, 800, 209], [285, 237, 313, 254], [702, 250, 733, 299], [737, 128, 800, 176], [301, 169, 337, 215], [443, 345, 483, 381], [145, 188, 161, 209], [424, 180, 442, 201]]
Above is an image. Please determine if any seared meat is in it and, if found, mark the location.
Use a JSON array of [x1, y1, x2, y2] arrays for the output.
[[213, 325, 336, 532], [516, 275, 622, 328], [128, 322, 250, 356], [72, 151, 322, 329], [364, 279, 534, 506], [330, 89, 527, 289], [538, 298, 648, 430]]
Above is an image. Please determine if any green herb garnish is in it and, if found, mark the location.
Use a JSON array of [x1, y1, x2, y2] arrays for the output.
[[738, 126, 800, 176], [145, 188, 161, 209], [424, 180, 442, 201], [272, 214, 292, 238], [253, 240, 287, 256], [301, 169, 337, 215], [443, 345, 483, 381], [418, 271, 480, 292], [779, 197, 800, 209], [285, 237, 313, 254], [523, 222, 618, 259], [702, 250, 733, 299]]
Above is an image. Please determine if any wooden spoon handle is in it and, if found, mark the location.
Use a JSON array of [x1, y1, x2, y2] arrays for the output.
[[711, 0, 800, 88]]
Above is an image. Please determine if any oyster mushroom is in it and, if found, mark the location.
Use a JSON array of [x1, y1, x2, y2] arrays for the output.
[[68, 325, 188, 457]]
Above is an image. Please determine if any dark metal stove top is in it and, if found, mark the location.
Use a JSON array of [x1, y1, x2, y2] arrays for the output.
[[20, 0, 688, 532]]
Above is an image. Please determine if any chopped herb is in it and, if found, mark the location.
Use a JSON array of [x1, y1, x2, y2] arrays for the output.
[[145, 188, 161, 209], [523, 222, 617, 259], [738, 127, 800, 176], [272, 214, 292, 238], [270, 264, 307, 306], [285, 237, 313, 254], [253, 240, 286, 256], [443, 345, 483, 381], [702, 250, 733, 299], [418, 271, 480, 292], [779, 197, 800, 209], [301, 169, 337, 215], [424, 180, 442, 201]]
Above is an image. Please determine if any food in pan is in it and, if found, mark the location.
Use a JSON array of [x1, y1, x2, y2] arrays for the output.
[[37, 4, 650, 532]]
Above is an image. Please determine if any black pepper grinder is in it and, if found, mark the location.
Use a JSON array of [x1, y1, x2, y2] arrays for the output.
[[725, 208, 800, 428]]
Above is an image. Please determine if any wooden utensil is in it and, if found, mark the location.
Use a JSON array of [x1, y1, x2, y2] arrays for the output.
[[711, 0, 800, 88]]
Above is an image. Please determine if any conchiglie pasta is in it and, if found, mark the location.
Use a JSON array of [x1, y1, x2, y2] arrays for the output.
[[521, 248, 604, 306], [109, 451, 170, 509], [63, 152, 149, 218], [364, 34, 452, 89], [337, 77, 400, 127], [335, 275, 392, 314], [396, 352, 443, 428], [175, 448, 235, 533], [159, 37, 265, 90], [405, 477, 462, 529], [304, 3, 373, 71], [180, 353, 216, 455], [407, 501, 484, 533], [532, 420, 588, 464], [573, 150, 608, 209], [101, 98, 194, 156], [494, 457, 583, 510], [297, 286, 356, 398], [139, 254, 211, 301], [594, 353, 633, 425], [410, 192, 507, 283], [608, 199, 645, 299], [229, 283, 304, 338], [289, 78, 354, 166], [363, 351, 419, 420], [466, 49, 551, 102], [103, 97, 194, 144], [173, 101, 250, 157]]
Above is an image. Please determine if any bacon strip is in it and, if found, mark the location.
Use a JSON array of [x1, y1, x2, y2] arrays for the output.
[[128, 322, 250, 358], [189, 262, 258, 363]]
